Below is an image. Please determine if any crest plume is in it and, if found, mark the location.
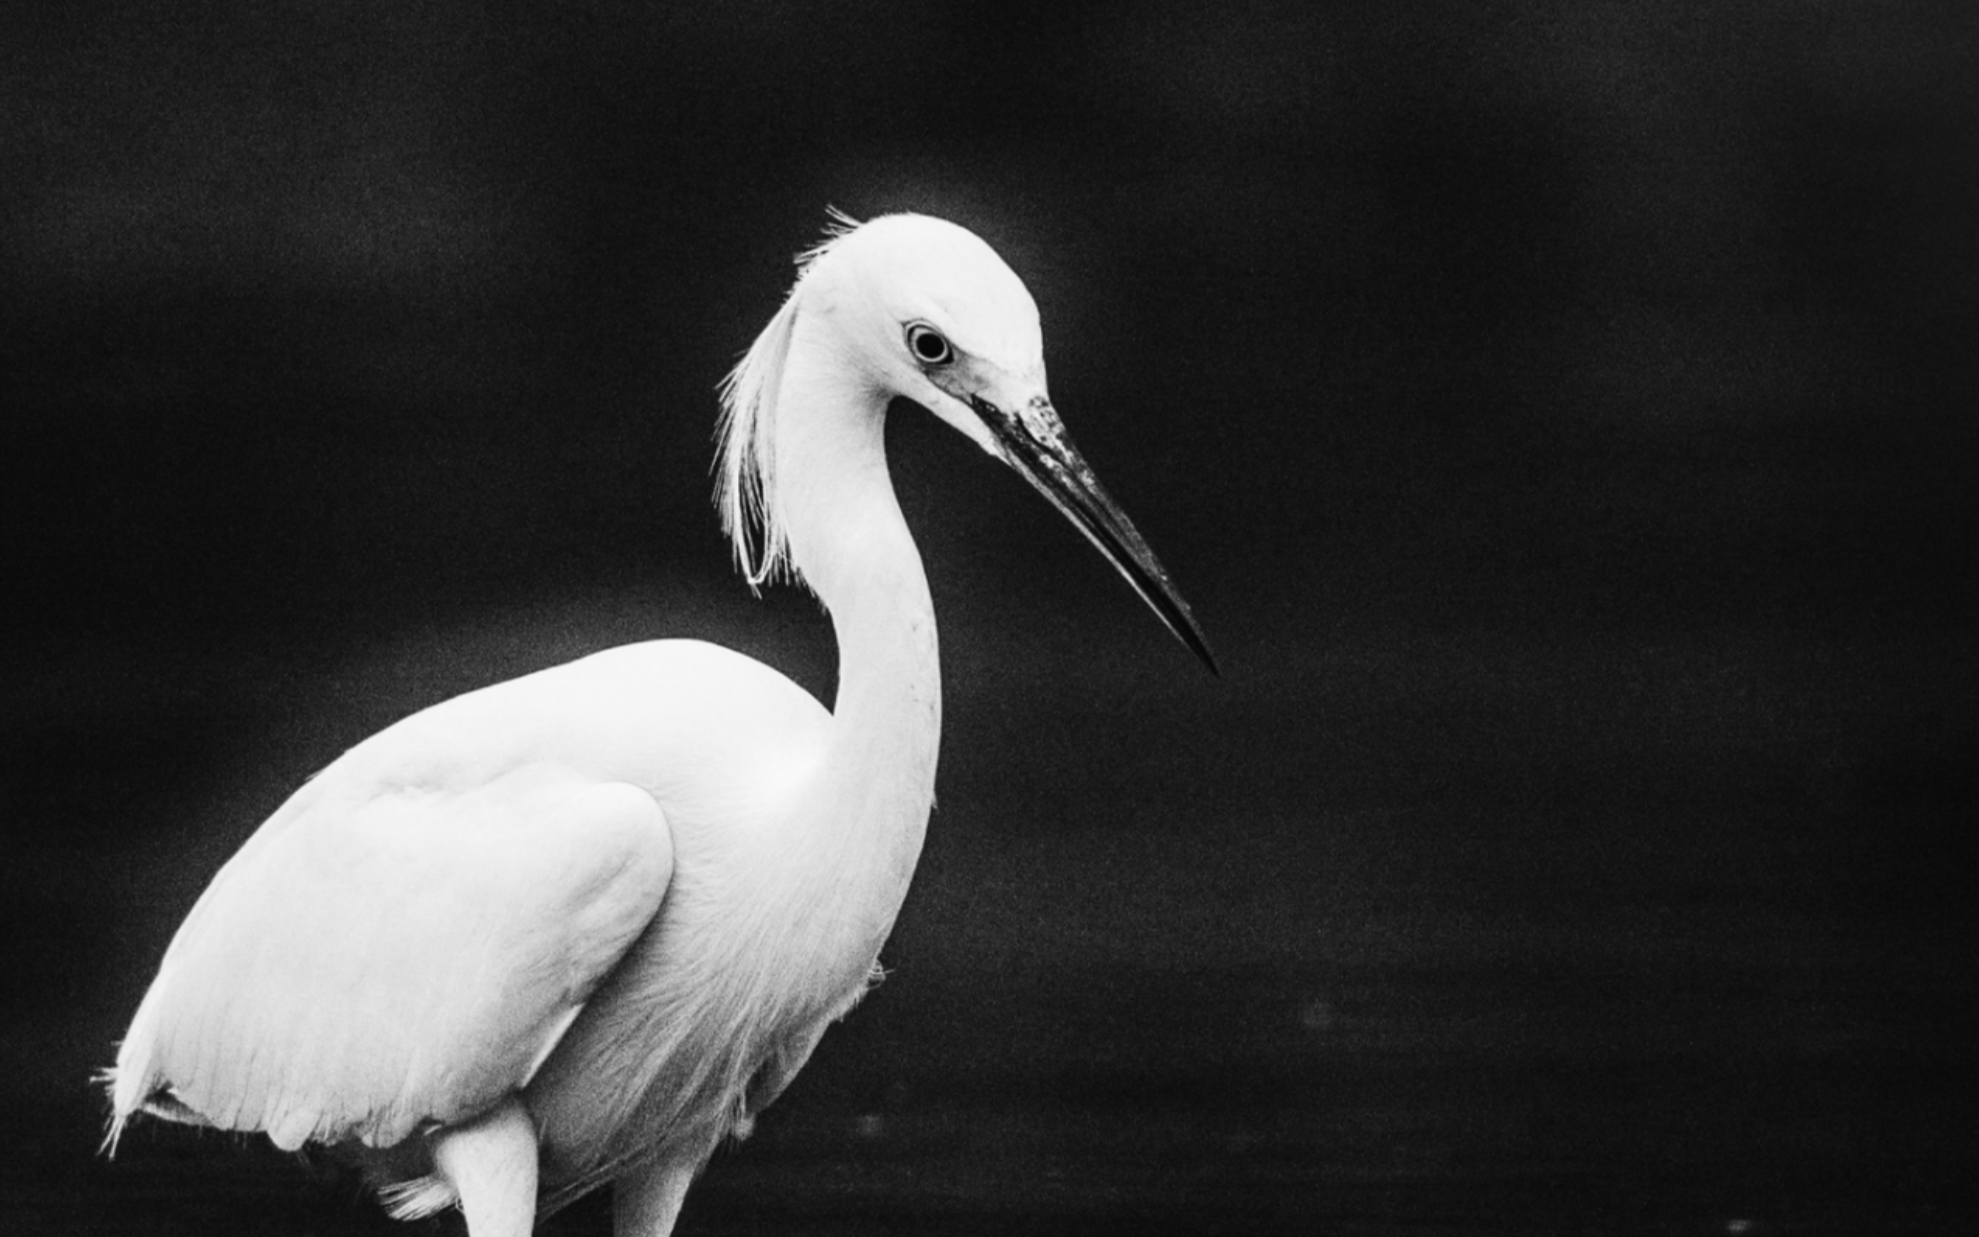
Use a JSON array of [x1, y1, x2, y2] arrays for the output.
[[714, 211, 863, 589]]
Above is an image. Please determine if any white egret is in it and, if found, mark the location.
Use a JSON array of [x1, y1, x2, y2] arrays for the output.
[[104, 213, 1214, 1237]]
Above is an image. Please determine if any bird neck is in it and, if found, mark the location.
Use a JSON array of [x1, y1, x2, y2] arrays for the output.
[[776, 320, 941, 913]]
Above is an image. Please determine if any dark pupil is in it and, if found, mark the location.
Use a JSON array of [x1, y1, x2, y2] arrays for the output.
[[914, 330, 947, 362]]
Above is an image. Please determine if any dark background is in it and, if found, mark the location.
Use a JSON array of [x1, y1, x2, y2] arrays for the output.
[[4, 2, 1974, 1234]]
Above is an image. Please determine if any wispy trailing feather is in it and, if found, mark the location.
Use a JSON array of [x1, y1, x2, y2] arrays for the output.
[[714, 211, 863, 590], [380, 1173, 457, 1221]]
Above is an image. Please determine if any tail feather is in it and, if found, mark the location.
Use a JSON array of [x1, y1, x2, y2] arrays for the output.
[[96, 1066, 129, 1158], [98, 1060, 216, 1158]]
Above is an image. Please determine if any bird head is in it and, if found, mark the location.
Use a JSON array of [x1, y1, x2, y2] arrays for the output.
[[790, 214, 1046, 457], [720, 212, 1215, 673]]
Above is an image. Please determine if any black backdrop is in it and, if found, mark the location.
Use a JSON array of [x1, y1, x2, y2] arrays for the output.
[[4, 3, 1974, 1234]]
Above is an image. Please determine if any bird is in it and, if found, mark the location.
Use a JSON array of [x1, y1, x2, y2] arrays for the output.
[[103, 212, 1215, 1237]]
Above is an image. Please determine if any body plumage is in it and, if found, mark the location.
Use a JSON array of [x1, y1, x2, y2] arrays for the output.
[[107, 213, 1210, 1236]]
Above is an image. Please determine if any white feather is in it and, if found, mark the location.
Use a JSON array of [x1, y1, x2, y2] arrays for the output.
[[104, 214, 1199, 1237]]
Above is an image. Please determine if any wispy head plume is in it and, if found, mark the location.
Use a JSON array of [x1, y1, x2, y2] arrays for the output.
[[713, 211, 865, 589]]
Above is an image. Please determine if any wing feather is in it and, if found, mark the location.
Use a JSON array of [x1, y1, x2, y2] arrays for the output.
[[112, 763, 672, 1151]]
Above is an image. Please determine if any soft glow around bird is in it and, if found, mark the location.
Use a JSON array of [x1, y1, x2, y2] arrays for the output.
[[107, 212, 1212, 1237]]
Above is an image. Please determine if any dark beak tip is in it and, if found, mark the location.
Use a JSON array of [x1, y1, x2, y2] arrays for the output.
[[1177, 622, 1221, 678]]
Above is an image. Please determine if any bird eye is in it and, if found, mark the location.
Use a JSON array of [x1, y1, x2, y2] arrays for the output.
[[905, 324, 953, 366]]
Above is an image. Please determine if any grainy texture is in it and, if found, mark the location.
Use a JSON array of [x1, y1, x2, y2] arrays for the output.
[[4, 0, 1973, 1233]]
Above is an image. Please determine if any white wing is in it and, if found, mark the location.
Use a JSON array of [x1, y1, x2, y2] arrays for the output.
[[111, 758, 674, 1151]]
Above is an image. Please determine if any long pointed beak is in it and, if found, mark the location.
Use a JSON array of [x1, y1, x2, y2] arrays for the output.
[[968, 393, 1218, 674]]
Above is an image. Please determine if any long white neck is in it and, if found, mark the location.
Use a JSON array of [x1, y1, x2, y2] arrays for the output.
[[772, 311, 941, 937]]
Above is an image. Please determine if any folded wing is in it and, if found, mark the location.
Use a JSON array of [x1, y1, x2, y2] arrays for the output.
[[110, 762, 673, 1152]]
